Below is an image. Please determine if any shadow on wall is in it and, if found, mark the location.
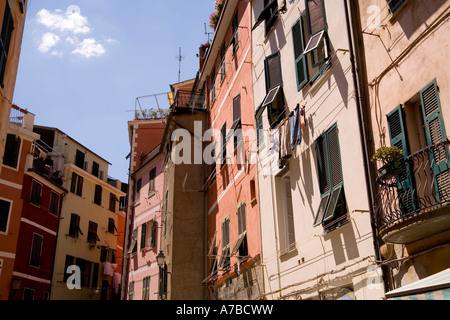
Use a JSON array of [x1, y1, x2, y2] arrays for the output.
[[323, 221, 361, 266], [397, 0, 448, 39]]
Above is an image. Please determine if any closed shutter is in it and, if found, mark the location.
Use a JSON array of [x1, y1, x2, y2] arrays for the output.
[[420, 79, 450, 202], [306, 0, 326, 35], [387, 105, 416, 214], [141, 223, 146, 250], [292, 17, 309, 90]]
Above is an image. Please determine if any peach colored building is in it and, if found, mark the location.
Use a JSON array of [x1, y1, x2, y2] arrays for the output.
[[199, 0, 263, 299], [355, 0, 450, 299], [0, 106, 39, 300], [0, 0, 27, 177]]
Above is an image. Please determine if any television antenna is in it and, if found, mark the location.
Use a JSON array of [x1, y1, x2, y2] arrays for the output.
[[176, 47, 185, 83], [204, 23, 214, 43]]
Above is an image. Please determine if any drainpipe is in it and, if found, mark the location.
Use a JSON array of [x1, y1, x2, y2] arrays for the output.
[[343, 0, 382, 263]]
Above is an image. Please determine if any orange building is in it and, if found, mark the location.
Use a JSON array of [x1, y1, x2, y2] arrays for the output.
[[0, 106, 39, 300], [0, 0, 28, 177], [198, 0, 263, 299]]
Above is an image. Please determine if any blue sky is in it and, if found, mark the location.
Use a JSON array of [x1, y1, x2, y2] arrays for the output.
[[13, 0, 215, 183]]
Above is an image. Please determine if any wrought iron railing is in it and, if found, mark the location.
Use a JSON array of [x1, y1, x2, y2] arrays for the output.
[[374, 140, 450, 230], [171, 90, 205, 109]]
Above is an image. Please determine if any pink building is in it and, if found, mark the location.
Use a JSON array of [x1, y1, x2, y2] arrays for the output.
[[123, 119, 166, 300]]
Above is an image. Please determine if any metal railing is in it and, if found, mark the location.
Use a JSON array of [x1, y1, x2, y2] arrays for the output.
[[31, 140, 64, 186], [9, 105, 27, 126], [171, 90, 205, 110], [374, 140, 450, 230]]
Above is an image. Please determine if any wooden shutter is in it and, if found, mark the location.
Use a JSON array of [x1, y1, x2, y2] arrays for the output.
[[266, 52, 282, 90], [387, 105, 416, 214], [306, 0, 326, 36], [150, 220, 157, 247], [420, 79, 450, 201], [140, 223, 146, 250], [292, 17, 309, 90]]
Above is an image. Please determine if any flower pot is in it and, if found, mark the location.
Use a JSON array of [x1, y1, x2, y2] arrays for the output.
[[377, 160, 404, 182]]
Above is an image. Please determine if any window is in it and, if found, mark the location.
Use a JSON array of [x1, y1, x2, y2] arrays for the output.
[[64, 255, 75, 282], [148, 168, 156, 197], [147, 219, 157, 248], [158, 264, 168, 300], [69, 213, 83, 238], [88, 221, 99, 244], [232, 94, 242, 148], [253, 0, 280, 36], [135, 178, 141, 205], [30, 180, 42, 206], [0, 1, 14, 87], [49, 192, 60, 216], [289, 105, 303, 148], [75, 258, 92, 287], [388, 0, 407, 14], [292, 17, 309, 90], [92, 263, 99, 289], [221, 122, 227, 167], [23, 288, 34, 301], [278, 174, 296, 252], [75, 150, 85, 169], [232, 202, 248, 262], [70, 172, 84, 197], [219, 217, 231, 271], [314, 125, 347, 231], [220, 44, 226, 81], [127, 229, 138, 255], [231, 11, 239, 54], [2, 134, 21, 168], [211, 68, 216, 103], [94, 185, 102, 206], [128, 281, 134, 300], [92, 161, 99, 178], [140, 223, 146, 251], [386, 79, 449, 210], [143, 276, 150, 300], [263, 52, 285, 128], [109, 193, 116, 212], [29, 233, 43, 268], [108, 218, 117, 234]]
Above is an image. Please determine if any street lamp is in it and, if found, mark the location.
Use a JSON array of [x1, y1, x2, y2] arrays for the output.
[[156, 250, 165, 268]]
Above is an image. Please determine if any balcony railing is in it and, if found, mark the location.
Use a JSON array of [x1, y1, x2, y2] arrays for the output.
[[171, 90, 205, 110], [374, 141, 450, 244], [30, 140, 64, 186]]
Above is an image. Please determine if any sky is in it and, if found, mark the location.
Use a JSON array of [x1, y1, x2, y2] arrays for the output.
[[13, 0, 216, 183]]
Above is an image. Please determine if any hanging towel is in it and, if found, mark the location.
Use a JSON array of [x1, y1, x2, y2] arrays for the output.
[[113, 272, 121, 295], [279, 118, 292, 159], [104, 262, 113, 277], [271, 128, 280, 155]]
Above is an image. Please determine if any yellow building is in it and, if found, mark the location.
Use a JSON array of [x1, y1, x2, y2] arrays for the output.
[[0, 0, 28, 176], [33, 126, 125, 300]]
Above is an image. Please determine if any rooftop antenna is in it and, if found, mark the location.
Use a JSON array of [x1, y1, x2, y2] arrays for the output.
[[176, 47, 185, 83], [204, 23, 214, 43]]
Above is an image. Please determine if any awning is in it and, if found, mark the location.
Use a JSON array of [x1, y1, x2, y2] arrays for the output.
[[385, 268, 450, 300]]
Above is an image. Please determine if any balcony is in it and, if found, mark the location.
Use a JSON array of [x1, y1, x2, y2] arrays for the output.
[[9, 105, 35, 131], [171, 90, 205, 110], [374, 141, 450, 244], [29, 140, 64, 187]]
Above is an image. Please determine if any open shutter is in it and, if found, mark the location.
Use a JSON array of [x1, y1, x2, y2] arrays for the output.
[[387, 105, 416, 214], [420, 79, 450, 202], [314, 135, 331, 226], [306, 0, 326, 36], [292, 17, 309, 90], [140, 223, 146, 250]]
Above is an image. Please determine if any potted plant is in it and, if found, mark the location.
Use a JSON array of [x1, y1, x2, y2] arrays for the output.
[[371, 146, 404, 182]]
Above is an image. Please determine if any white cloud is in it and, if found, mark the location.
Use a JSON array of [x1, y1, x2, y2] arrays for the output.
[[105, 38, 120, 45], [72, 38, 105, 58], [38, 32, 60, 53], [51, 51, 64, 58], [36, 8, 91, 35]]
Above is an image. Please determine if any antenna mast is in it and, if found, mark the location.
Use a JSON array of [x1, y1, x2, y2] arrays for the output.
[[176, 47, 185, 83]]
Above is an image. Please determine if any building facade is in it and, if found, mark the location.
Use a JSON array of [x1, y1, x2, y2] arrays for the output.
[[354, 0, 450, 299], [199, 0, 264, 300], [252, 0, 384, 300], [0, 0, 27, 177], [10, 136, 66, 300], [0, 106, 39, 299], [33, 126, 125, 300]]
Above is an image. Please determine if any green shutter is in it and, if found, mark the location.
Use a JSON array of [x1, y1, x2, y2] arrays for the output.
[[141, 223, 146, 250], [420, 79, 450, 201], [151, 220, 156, 247], [292, 17, 309, 90], [387, 105, 416, 214]]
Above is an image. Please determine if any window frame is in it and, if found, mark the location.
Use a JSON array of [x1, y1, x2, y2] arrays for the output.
[[49, 191, 60, 216], [29, 233, 43, 268], [94, 185, 102, 206], [2, 134, 21, 169], [219, 216, 231, 271], [292, 17, 309, 91], [87, 221, 100, 244], [264, 51, 285, 129], [69, 213, 83, 238], [30, 180, 43, 207], [148, 168, 156, 197], [70, 172, 84, 197]]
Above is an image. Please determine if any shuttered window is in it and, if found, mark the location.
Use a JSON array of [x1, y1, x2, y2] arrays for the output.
[[140, 223, 146, 250], [0, 1, 13, 87], [232, 202, 248, 261], [219, 217, 230, 270], [2, 134, 21, 168], [387, 105, 416, 214], [94, 185, 102, 205], [75, 150, 85, 169], [232, 11, 239, 54], [148, 168, 156, 196], [253, 0, 279, 36], [306, 0, 326, 36], [264, 52, 285, 128], [29, 234, 43, 267], [419, 79, 450, 202], [292, 17, 309, 90], [69, 213, 83, 238], [314, 125, 347, 230], [221, 122, 227, 167], [30, 180, 42, 206], [388, 0, 406, 14], [88, 221, 99, 244]]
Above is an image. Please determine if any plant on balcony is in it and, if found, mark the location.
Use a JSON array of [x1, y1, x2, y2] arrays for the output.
[[209, 0, 224, 30], [371, 146, 404, 182]]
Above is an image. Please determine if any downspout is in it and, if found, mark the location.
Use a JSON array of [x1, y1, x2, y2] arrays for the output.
[[343, 0, 382, 264]]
